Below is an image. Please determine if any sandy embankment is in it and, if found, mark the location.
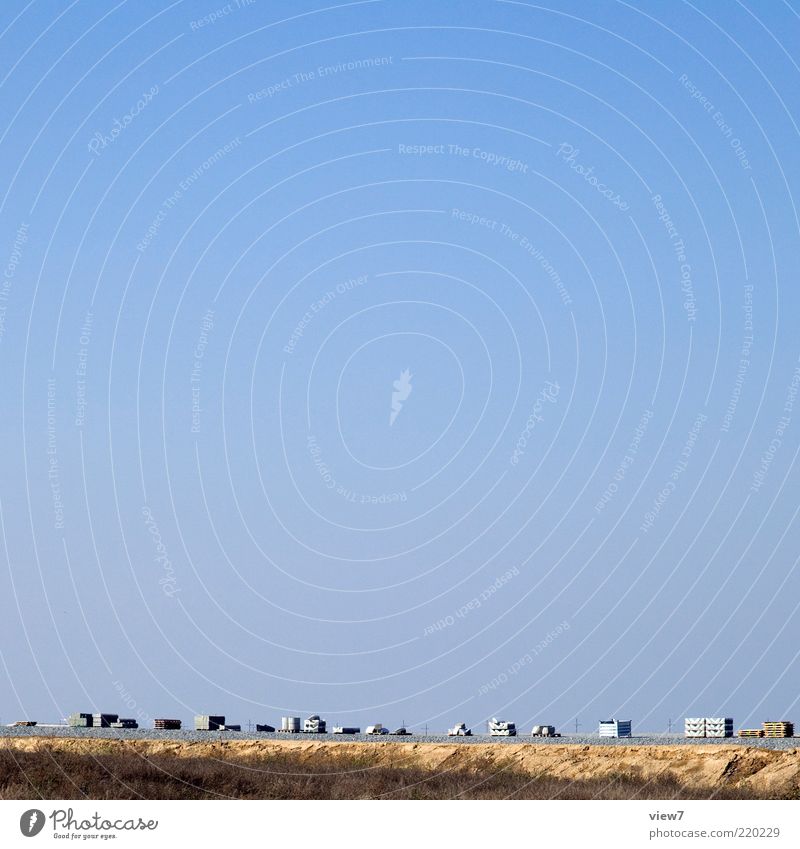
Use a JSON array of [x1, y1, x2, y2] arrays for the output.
[[3, 737, 799, 797]]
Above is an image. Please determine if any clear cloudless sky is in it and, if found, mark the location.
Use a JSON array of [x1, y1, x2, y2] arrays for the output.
[[1, 0, 799, 732]]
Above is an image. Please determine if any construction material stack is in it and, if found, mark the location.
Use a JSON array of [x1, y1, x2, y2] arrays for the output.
[[684, 718, 706, 738], [333, 726, 360, 734], [194, 715, 225, 731], [738, 728, 763, 738], [68, 713, 93, 728], [303, 715, 326, 733], [92, 714, 118, 728], [110, 719, 138, 729], [599, 719, 632, 738], [488, 718, 516, 736], [448, 722, 472, 736], [280, 716, 301, 733], [763, 721, 794, 738], [255, 724, 275, 732], [365, 724, 388, 735], [154, 719, 181, 730], [684, 717, 733, 738], [531, 725, 559, 737], [704, 718, 734, 738]]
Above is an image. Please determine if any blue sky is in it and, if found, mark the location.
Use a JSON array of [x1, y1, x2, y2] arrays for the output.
[[1, 0, 799, 732]]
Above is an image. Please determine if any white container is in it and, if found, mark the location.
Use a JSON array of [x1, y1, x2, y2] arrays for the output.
[[599, 719, 632, 738], [280, 716, 301, 732]]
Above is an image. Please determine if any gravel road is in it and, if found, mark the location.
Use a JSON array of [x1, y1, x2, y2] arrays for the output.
[[1, 728, 798, 750]]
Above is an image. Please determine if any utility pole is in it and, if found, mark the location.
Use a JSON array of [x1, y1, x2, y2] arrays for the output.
[[247, 719, 252, 733], [574, 718, 580, 735], [424, 723, 428, 737], [668, 718, 672, 735]]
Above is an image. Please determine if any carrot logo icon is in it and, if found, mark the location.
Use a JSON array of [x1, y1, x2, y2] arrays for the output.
[[19, 809, 45, 837], [390, 369, 413, 425]]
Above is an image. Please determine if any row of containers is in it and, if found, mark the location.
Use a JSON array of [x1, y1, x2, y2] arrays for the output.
[[62, 713, 560, 736], [63, 713, 796, 738]]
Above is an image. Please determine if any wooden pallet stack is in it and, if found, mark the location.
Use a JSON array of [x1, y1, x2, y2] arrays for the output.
[[762, 721, 794, 738], [153, 719, 181, 730], [737, 728, 764, 737]]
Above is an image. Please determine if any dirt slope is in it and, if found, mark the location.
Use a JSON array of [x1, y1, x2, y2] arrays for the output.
[[3, 737, 799, 797]]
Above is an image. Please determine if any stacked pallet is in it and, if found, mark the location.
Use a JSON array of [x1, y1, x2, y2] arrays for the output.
[[763, 721, 794, 738], [92, 714, 118, 728], [738, 729, 764, 737], [154, 719, 181, 730], [68, 713, 93, 727], [599, 719, 632, 738], [488, 718, 517, 736], [304, 715, 326, 733], [705, 718, 734, 738], [110, 719, 138, 729], [684, 717, 733, 738], [194, 715, 224, 731]]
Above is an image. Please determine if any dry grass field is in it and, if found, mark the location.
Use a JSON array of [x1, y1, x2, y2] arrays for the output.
[[1, 738, 797, 800], [0, 748, 757, 800]]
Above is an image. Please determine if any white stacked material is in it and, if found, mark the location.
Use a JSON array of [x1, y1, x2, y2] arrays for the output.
[[488, 718, 517, 736], [705, 718, 733, 738], [599, 719, 632, 738], [448, 723, 472, 736], [333, 726, 360, 734], [304, 715, 326, 733], [531, 725, 557, 737], [365, 724, 388, 734], [684, 718, 706, 738], [280, 716, 301, 732], [110, 719, 138, 729], [92, 714, 118, 728], [195, 715, 224, 731], [68, 713, 92, 727]]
